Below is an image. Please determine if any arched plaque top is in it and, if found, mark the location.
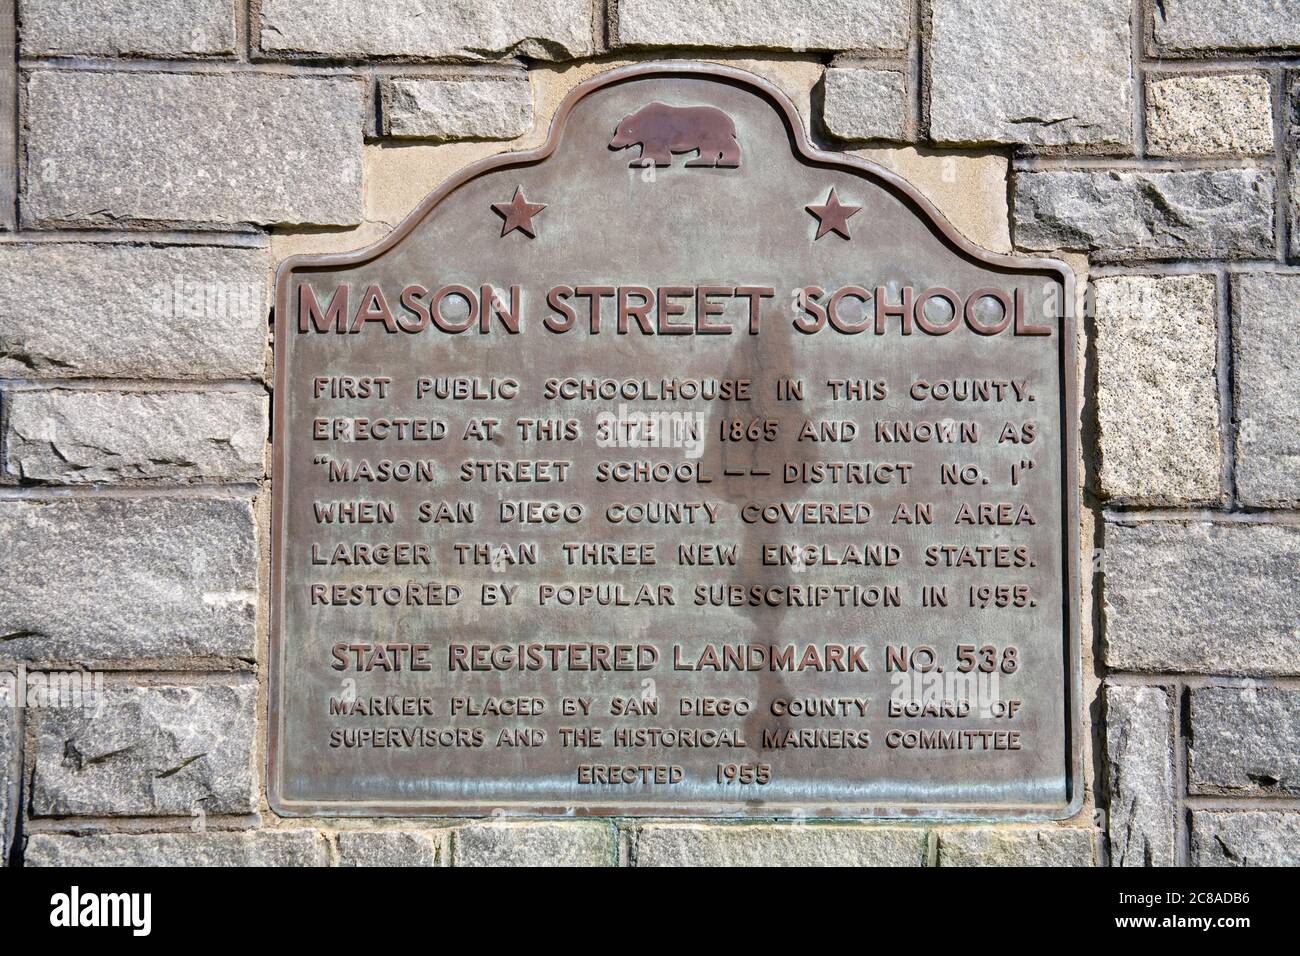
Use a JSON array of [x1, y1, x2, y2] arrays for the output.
[[276, 61, 1073, 301]]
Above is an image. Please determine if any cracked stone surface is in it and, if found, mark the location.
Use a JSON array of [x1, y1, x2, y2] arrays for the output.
[[382, 76, 533, 140], [259, 0, 595, 59], [23, 71, 364, 228], [1093, 275, 1221, 504], [633, 824, 925, 866], [1104, 683, 1176, 867], [1232, 274, 1300, 506], [4, 390, 267, 484], [1192, 812, 1300, 866], [936, 828, 1096, 866], [0, 243, 267, 379], [1014, 168, 1275, 260], [1189, 686, 1300, 797], [617, 0, 910, 53], [928, 0, 1131, 148], [336, 831, 441, 866], [1104, 522, 1300, 675], [1146, 72, 1274, 156], [25, 831, 328, 866], [30, 682, 256, 816], [0, 497, 257, 660], [20, 0, 237, 57]]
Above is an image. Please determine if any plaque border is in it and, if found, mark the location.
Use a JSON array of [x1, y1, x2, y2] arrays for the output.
[[268, 61, 1083, 821]]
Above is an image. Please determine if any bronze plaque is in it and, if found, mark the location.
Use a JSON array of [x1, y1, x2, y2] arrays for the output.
[[269, 63, 1080, 817]]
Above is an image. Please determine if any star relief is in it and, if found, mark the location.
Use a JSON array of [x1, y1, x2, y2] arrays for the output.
[[806, 187, 861, 240], [492, 186, 547, 238]]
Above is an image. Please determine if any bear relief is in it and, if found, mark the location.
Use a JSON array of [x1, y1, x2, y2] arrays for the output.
[[609, 102, 742, 168]]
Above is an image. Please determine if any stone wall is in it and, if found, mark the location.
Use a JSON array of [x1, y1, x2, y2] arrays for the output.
[[0, 0, 1296, 867]]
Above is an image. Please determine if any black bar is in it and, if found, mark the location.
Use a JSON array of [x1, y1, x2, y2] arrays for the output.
[[0, 864, 1283, 940]]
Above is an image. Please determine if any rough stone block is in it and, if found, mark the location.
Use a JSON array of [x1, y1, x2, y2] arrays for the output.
[[30, 682, 256, 816], [0, 685, 16, 866], [617, 0, 911, 53], [1104, 522, 1300, 675], [1092, 275, 1221, 504], [259, 0, 594, 60], [1104, 683, 1177, 867], [382, 76, 533, 140], [336, 830, 441, 866], [1190, 686, 1300, 796], [633, 824, 926, 866], [1013, 168, 1275, 260], [1146, 73, 1274, 156], [19, 0, 237, 57], [0, 242, 267, 379], [928, 0, 1131, 148], [0, 497, 258, 661], [1154, 1, 1300, 54], [451, 821, 615, 867], [24, 830, 327, 867], [4, 389, 267, 483], [821, 67, 908, 142], [1191, 811, 1300, 866], [1232, 274, 1300, 506], [936, 828, 1096, 866], [23, 70, 363, 228], [1292, 150, 1300, 258]]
